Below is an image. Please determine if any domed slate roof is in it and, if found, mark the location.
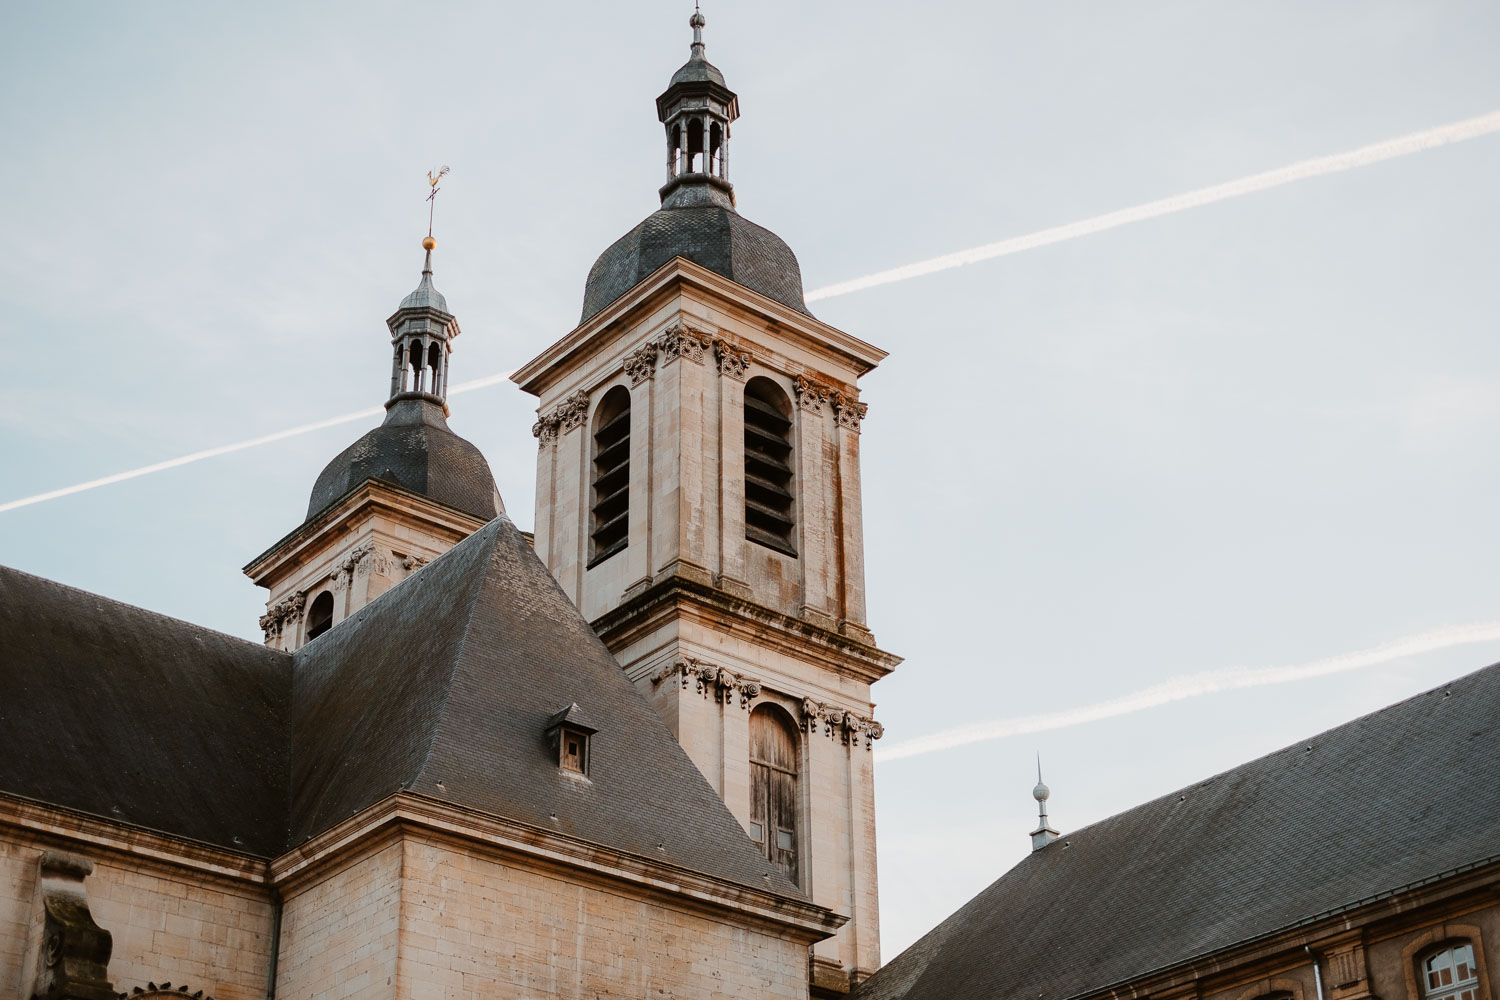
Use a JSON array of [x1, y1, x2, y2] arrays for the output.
[[669, 54, 726, 88], [306, 397, 502, 523], [580, 200, 813, 323]]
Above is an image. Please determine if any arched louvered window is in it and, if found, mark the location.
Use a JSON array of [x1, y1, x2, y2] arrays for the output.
[[305, 591, 334, 640], [744, 377, 796, 555], [1423, 944, 1481, 1000], [749, 705, 800, 884], [590, 386, 631, 565]]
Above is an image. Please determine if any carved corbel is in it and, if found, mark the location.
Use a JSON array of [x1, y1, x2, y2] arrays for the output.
[[651, 657, 762, 709], [23, 852, 115, 1000], [623, 342, 660, 385], [794, 375, 832, 413], [714, 340, 751, 380], [402, 553, 429, 572], [658, 322, 713, 366], [556, 390, 590, 433], [832, 391, 868, 432]]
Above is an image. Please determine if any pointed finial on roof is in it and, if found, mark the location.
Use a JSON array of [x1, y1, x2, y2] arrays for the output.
[[689, 4, 706, 58], [1030, 754, 1060, 852]]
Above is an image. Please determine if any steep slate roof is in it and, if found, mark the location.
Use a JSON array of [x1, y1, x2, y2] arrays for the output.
[[0, 568, 293, 856], [580, 202, 813, 323], [305, 397, 502, 525], [858, 662, 1500, 1000], [0, 519, 797, 895]]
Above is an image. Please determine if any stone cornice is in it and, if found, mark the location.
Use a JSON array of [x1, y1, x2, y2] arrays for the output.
[[511, 257, 889, 397], [0, 793, 272, 890], [271, 792, 847, 942], [243, 479, 489, 586], [592, 574, 901, 685]]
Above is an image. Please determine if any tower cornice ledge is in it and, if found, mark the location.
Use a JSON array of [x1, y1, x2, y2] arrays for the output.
[[270, 791, 847, 942], [590, 573, 902, 685], [512, 257, 888, 396]]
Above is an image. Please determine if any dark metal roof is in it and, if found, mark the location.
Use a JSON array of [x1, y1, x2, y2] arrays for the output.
[[857, 662, 1500, 1000], [580, 194, 813, 323], [305, 397, 502, 525], [670, 54, 726, 88], [0, 520, 798, 895], [0, 567, 293, 856]]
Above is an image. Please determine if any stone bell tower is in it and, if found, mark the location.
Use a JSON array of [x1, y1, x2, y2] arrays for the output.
[[512, 11, 900, 995], [245, 236, 504, 651]]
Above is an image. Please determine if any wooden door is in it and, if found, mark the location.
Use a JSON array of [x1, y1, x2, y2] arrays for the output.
[[750, 707, 799, 884]]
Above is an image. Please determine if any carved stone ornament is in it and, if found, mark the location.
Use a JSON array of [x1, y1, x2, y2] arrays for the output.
[[531, 412, 560, 444], [623, 342, 660, 385], [349, 542, 392, 579], [556, 390, 590, 433], [800, 698, 884, 749], [259, 591, 306, 645], [651, 656, 762, 709], [402, 553, 429, 572], [794, 375, 832, 413], [117, 984, 218, 1000], [832, 391, 868, 432], [714, 340, 751, 380], [658, 322, 713, 366], [24, 852, 116, 1000]]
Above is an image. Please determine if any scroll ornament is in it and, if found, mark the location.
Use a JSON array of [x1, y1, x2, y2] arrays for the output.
[[652, 656, 763, 709], [714, 340, 752, 380], [794, 375, 833, 413], [832, 391, 868, 431], [623, 342, 660, 385], [801, 698, 884, 749], [259, 591, 306, 644], [658, 322, 714, 365]]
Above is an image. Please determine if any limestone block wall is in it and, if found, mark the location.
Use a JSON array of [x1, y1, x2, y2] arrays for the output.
[[392, 836, 812, 1000], [0, 834, 274, 1000], [276, 840, 403, 1000]]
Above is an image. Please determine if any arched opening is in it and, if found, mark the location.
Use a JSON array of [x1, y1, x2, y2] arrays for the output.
[[687, 118, 705, 173], [749, 704, 799, 884], [305, 591, 334, 641], [709, 122, 723, 177], [590, 386, 631, 565], [670, 123, 683, 177], [743, 377, 796, 555], [407, 342, 424, 393], [1422, 943, 1480, 1000], [427, 342, 443, 397]]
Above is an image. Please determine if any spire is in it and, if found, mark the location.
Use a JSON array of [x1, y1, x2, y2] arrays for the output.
[[657, 6, 740, 210], [1030, 756, 1060, 851]]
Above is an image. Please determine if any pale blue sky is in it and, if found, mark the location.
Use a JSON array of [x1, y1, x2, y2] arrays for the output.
[[2, 1, 1499, 958]]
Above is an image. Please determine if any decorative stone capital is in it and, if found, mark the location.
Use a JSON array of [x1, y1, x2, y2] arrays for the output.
[[556, 390, 590, 433], [24, 852, 115, 1000], [623, 342, 660, 385], [402, 553, 429, 572], [832, 391, 868, 432], [259, 591, 306, 645], [799, 698, 883, 749], [531, 413, 561, 444], [651, 656, 762, 709], [658, 322, 713, 366], [714, 340, 751, 380], [794, 375, 832, 413]]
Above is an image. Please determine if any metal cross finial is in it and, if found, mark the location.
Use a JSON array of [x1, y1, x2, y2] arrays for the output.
[[425, 165, 450, 240]]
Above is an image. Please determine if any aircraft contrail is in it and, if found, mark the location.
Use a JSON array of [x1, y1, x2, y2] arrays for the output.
[[873, 622, 1500, 763], [4, 111, 1497, 515], [805, 109, 1500, 302], [0, 372, 514, 514]]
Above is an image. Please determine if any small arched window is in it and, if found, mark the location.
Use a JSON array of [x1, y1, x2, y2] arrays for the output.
[[1423, 944, 1480, 1000], [743, 377, 796, 555], [305, 591, 334, 641], [749, 705, 799, 884], [590, 386, 631, 565]]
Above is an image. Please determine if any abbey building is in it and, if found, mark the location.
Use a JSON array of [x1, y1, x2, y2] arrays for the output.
[[3, 10, 1499, 1000]]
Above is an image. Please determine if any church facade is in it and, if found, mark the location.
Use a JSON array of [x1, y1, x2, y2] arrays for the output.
[[3, 10, 1499, 1000]]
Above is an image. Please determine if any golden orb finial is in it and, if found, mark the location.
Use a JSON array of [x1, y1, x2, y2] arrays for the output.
[[422, 236, 437, 251]]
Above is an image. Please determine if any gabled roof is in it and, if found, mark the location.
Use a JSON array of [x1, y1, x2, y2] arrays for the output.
[[858, 662, 1500, 1000], [0, 518, 798, 895]]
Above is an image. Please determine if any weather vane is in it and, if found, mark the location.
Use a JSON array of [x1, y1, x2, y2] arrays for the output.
[[425, 165, 450, 245]]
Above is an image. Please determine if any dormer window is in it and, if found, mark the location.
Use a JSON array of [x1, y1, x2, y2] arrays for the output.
[[545, 703, 598, 778]]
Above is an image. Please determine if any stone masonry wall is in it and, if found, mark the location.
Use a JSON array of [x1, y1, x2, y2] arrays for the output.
[[0, 833, 274, 1000], [276, 840, 403, 1000], [393, 836, 811, 1000]]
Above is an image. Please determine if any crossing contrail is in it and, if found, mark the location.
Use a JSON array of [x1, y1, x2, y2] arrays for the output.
[[805, 109, 1500, 302], [0, 372, 513, 514], [873, 622, 1500, 763], [4, 111, 1497, 515]]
